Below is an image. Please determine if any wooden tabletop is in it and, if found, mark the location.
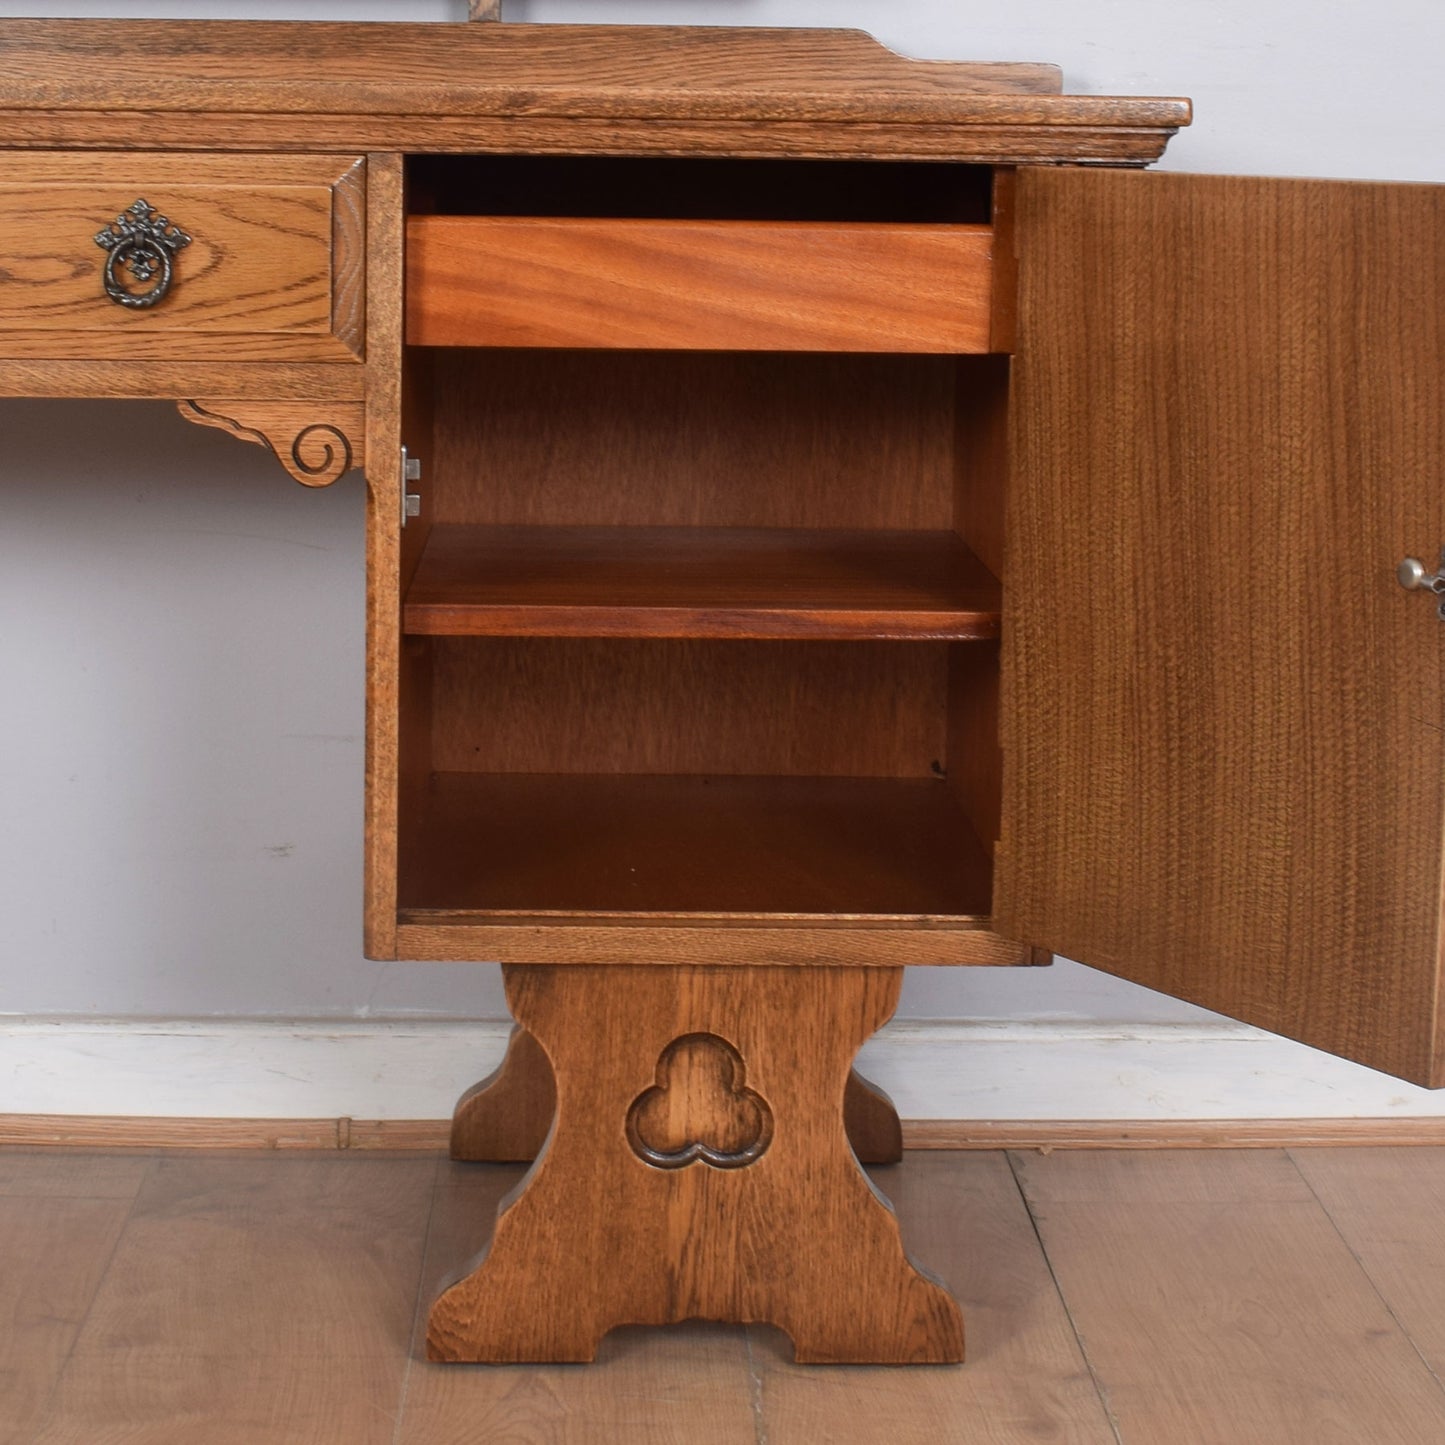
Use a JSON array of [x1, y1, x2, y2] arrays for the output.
[[0, 20, 1191, 162]]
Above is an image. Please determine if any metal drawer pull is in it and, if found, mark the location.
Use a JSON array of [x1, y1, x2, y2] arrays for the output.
[[93, 198, 193, 309]]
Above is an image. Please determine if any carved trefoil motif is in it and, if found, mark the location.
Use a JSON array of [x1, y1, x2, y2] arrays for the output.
[[626, 1032, 774, 1170]]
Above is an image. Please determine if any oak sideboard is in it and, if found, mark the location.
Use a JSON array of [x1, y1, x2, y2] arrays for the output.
[[3, 15, 1442, 1366]]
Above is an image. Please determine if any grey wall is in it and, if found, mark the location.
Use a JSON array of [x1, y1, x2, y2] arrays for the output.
[[2, 0, 1441, 1030]]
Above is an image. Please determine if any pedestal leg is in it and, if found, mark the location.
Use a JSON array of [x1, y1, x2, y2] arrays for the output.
[[427, 964, 962, 1364], [843, 1068, 905, 1164], [450, 1027, 903, 1165], [448, 1026, 556, 1163]]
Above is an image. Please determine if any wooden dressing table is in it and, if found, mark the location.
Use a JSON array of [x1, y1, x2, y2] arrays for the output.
[[4, 16, 1442, 1366]]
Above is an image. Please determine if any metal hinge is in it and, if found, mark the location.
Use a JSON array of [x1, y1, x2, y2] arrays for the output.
[[401, 445, 421, 528]]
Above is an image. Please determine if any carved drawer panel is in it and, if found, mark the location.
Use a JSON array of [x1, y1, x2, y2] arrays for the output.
[[0, 153, 363, 361]]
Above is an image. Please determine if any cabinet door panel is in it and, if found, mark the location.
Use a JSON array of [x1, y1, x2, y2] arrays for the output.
[[998, 169, 1445, 1086]]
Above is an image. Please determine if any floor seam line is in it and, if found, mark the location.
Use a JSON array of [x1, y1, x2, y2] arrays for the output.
[[744, 1326, 769, 1445], [30, 1153, 158, 1433], [1285, 1146, 1445, 1404], [392, 1151, 444, 1445], [1005, 1149, 1126, 1445]]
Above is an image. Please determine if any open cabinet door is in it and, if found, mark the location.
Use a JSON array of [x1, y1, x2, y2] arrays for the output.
[[996, 169, 1445, 1086]]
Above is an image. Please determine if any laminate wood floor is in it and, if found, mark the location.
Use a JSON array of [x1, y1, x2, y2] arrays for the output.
[[5, 1145, 1445, 1444]]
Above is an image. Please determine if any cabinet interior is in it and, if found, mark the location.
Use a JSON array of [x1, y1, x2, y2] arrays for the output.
[[407, 153, 994, 222], [394, 157, 1010, 951]]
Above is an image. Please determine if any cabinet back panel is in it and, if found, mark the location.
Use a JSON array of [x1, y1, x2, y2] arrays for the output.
[[430, 637, 948, 777], [398, 772, 991, 918], [428, 350, 956, 530], [410, 155, 993, 223]]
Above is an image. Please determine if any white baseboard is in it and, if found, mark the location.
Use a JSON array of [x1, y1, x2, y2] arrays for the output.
[[3, 1015, 1444, 1122]]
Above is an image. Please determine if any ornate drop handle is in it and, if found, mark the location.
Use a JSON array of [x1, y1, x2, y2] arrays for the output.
[[93, 199, 193, 309]]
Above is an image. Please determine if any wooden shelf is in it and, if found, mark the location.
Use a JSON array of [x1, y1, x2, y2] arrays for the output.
[[403, 525, 1001, 641], [397, 772, 994, 919]]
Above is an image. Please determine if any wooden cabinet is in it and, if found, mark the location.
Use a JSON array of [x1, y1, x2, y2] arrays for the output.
[[389, 158, 1027, 973], [3, 13, 1441, 1365]]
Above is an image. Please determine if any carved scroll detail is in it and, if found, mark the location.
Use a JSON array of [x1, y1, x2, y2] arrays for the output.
[[177, 399, 365, 487], [626, 1032, 773, 1170]]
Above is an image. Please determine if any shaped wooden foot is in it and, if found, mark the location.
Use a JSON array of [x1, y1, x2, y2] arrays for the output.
[[843, 1068, 905, 1164], [450, 1025, 903, 1165], [427, 964, 962, 1364], [448, 1026, 556, 1163]]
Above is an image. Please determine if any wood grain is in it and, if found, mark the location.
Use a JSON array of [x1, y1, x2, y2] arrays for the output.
[[908, 1118, 1445, 1149], [408, 216, 993, 352], [954, 352, 1010, 580], [16, 1147, 1445, 1437], [0, 110, 1191, 167], [403, 525, 1001, 640], [397, 772, 993, 919], [427, 964, 963, 1363], [362, 152, 405, 961], [0, 1115, 363, 1150], [842, 1071, 906, 1165], [426, 637, 949, 777], [1013, 1149, 1445, 1444], [986, 167, 1019, 354], [447, 1025, 904, 1165], [15, 1115, 1445, 1153], [0, 22, 1069, 109], [36, 1356, 408, 1445], [0, 152, 361, 362], [393, 918, 1034, 969], [998, 169, 1445, 1087], [1293, 1148, 1445, 1378], [429, 349, 958, 531], [0, 17, 1190, 169], [0, 19, 1186, 169], [948, 640, 1004, 855], [329, 155, 365, 356], [402, 1163, 758, 1445], [753, 1153, 1115, 1443], [1010, 1146, 1315, 1205], [0, 1148, 151, 1197], [947, 350, 1010, 852], [65, 1153, 435, 1356], [395, 351, 438, 938], [31, 1155, 435, 1445], [0, 357, 363, 400], [0, 1195, 136, 1441], [178, 399, 364, 486], [447, 1025, 557, 1164]]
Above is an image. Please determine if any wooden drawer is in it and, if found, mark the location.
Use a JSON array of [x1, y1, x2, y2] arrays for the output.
[[406, 216, 995, 353], [0, 153, 364, 362]]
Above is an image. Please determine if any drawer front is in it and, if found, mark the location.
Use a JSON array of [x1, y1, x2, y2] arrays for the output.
[[406, 216, 995, 353], [0, 153, 364, 361]]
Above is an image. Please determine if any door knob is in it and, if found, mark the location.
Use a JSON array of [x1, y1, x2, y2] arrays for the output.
[[1398, 551, 1445, 617]]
